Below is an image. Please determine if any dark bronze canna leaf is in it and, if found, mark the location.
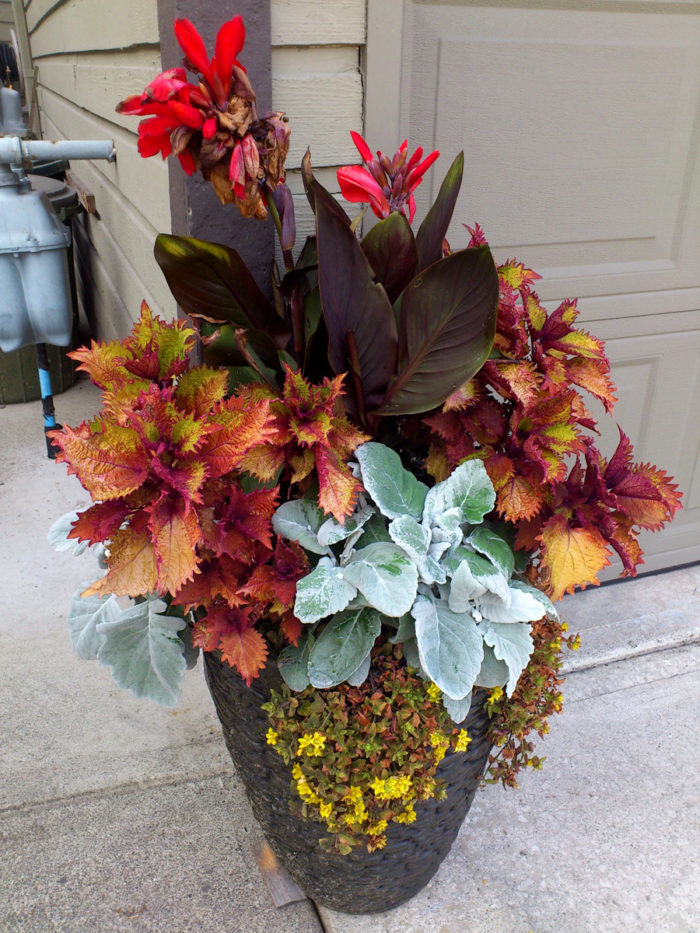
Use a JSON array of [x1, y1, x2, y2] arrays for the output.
[[377, 245, 498, 416]]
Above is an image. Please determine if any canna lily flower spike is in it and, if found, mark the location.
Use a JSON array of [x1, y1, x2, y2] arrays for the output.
[[337, 132, 439, 223], [117, 16, 290, 218]]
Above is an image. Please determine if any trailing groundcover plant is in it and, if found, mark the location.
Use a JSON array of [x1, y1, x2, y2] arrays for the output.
[[49, 15, 680, 853]]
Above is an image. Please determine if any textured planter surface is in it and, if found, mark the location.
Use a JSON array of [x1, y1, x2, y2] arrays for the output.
[[204, 652, 493, 914]]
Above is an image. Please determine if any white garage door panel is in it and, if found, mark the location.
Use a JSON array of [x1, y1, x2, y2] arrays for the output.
[[366, 0, 700, 572], [387, 2, 700, 302]]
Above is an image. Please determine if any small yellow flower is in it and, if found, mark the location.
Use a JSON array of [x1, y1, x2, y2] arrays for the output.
[[297, 731, 327, 757], [370, 777, 386, 798], [426, 682, 442, 702], [265, 728, 279, 746], [365, 819, 388, 836], [486, 686, 503, 706], [454, 729, 471, 753], [319, 801, 332, 819], [291, 763, 302, 781], [344, 785, 363, 804], [561, 622, 569, 632], [571, 635, 581, 651]]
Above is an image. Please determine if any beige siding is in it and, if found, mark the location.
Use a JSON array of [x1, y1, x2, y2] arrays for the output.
[[27, 0, 175, 340], [271, 0, 366, 250], [0, 1, 13, 43]]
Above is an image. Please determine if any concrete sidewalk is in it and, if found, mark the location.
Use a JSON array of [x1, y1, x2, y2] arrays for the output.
[[1, 379, 699, 933]]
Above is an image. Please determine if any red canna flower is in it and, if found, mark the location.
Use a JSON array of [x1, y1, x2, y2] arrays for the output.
[[116, 16, 290, 218], [337, 132, 439, 223]]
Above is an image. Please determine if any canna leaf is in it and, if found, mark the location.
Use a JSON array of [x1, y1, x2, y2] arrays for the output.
[[315, 197, 398, 410], [415, 151, 464, 272], [361, 211, 418, 304], [378, 246, 499, 415], [154, 234, 290, 348]]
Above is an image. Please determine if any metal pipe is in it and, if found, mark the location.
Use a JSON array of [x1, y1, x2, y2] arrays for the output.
[[0, 137, 116, 165]]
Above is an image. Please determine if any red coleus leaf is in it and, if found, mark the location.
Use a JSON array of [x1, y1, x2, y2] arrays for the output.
[[69, 500, 130, 545], [173, 553, 249, 611], [604, 429, 682, 530], [192, 602, 251, 648]]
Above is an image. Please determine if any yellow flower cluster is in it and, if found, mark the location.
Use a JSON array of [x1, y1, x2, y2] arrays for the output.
[[453, 729, 471, 753], [428, 730, 450, 763], [394, 804, 416, 824], [297, 731, 327, 757], [370, 774, 412, 800]]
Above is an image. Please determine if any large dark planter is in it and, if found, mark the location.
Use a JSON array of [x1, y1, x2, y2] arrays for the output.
[[204, 651, 493, 914]]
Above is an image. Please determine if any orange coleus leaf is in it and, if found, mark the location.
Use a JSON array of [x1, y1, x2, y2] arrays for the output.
[[199, 396, 272, 477], [538, 513, 611, 601], [192, 604, 253, 651], [52, 421, 148, 501], [315, 446, 362, 522], [483, 360, 539, 406], [565, 357, 617, 414], [175, 365, 229, 418], [236, 441, 286, 482], [279, 611, 303, 645], [69, 340, 139, 392], [497, 472, 546, 522], [599, 513, 643, 576], [425, 443, 451, 482], [82, 527, 158, 598], [150, 497, 201, 595], [219, 625, 268, 684]]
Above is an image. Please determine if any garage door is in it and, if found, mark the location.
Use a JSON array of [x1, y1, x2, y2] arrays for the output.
[[365, 0, 700, 575]]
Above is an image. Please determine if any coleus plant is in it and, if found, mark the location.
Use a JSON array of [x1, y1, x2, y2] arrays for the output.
[[424, 231, 682, 599]]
